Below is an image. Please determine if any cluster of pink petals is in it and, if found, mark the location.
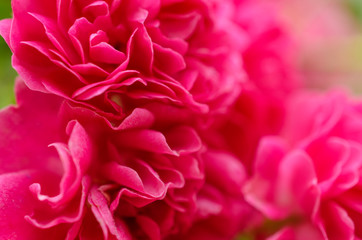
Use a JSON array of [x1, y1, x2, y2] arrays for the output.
[[244, 91, 362, 239], [0, 0, 274, 239], [1, 79, 243, 239], [5, 0, 361, 239], [0, 0, 249, 117], [199, 2, 298, 172]]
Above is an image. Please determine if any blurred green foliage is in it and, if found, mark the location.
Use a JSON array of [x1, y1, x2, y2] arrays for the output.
[[347, 0, 362, 26], [0, 0, 16, 109], [236, 233, 254, 240]]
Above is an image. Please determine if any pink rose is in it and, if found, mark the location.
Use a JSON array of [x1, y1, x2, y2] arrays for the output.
[[197, 1, 298, 172], [0, 79, 209, 239], [200, 84, 286, 172], [178, 150, 254, 240], [0, 1, 307, 239], [235, 0, 299, 96], [0, 0, 247, 117], [244, 90, 362, 239]]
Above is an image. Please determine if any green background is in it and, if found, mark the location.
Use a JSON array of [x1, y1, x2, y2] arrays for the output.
[[0, 0, 16, 109]]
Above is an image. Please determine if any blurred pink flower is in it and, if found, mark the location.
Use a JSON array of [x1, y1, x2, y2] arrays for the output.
[[235, 0, 299, 96], [200, 84, 286, 172], [198, 0, 298, 172], [244, 90, 362, 239], [180, 150, 253, 240]]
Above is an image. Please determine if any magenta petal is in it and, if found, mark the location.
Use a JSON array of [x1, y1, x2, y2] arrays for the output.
[[147, 26, 188, 55], [203, 150, 246, 196], [12, 0, 56, 18], [118, 108, 155, 130], [244, 137, 320, 219], [67, 121, 93, 169], [159, 11, 202, 40], [128, 0, 160, 19], [328, 141, 362, 197], [72, 63, 109, 78], [26, 177, 91, 228], [320, 202, 355, 240], [196, 184, 225, 218], [127, 25, 154, 74], [88, 186, 132, 240], [89, 30, 109, 45], [111, 187, 156, 209], [28, 12, 79, 63], [164, 126, 202, 155], [28, 121, 92, 207], [243, 138, 288, 219], [89, 30, 125, 64], [90, 41, 126, 64], [276, 150, 320, 218], [73, 76, 144, 100], [136, 215, 161, 240], [306, 137, 348, 194], [83, 1, 110, 20], [335, 188, 362, 220], [19, 40, 86, 88], [153, 43, 186, 74], [104, 161, 148, 192], [72, 70, 140, 100], [128, 78, 177, 99], [0, 79, 62, 173], [172, 155, 203, 180], [78, 209, 106, 240], [0, 19, 12, 46], [114, 129, 178, 155], [68, 17, 97, 63], [10, 0, 56, 53], [0, 171, 39, 239], [57, 0, 74, 29], [283, 91, 345, 145], [104, 159, 166, 198], [12, 44, 84, 95], [254, 136, 287, 180], [29, 143, 74, 205]]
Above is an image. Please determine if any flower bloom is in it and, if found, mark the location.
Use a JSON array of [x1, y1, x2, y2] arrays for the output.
[[0, 79, 250, 239], [198, 1, 298, 172], [0, 0, 247, 118], [0, 79, 203, 239], [244, 91, 362, 239], [0, 0, 307, 239], [179, 150, 253, 240]]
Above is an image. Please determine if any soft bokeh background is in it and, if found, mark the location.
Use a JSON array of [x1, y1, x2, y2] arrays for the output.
[[274, 0, 362, 92]]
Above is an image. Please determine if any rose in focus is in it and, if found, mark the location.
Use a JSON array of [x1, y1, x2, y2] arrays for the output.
[[1, 0, 350, 239], [0, 79, 250, 239], [0, 0, 250, 118]]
